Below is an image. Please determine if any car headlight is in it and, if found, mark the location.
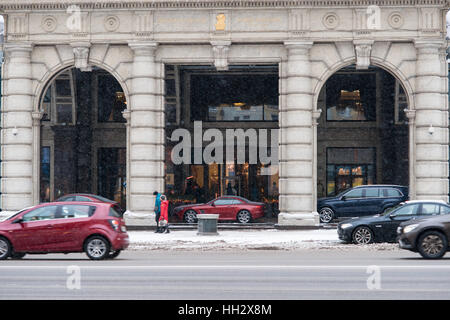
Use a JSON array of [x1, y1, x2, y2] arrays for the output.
[[403, 224, 419, 234], [340, 223, 353, 229]]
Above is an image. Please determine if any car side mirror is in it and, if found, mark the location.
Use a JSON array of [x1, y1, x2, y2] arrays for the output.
[[12, 218, 23, 224], [389, 214, 396, 219], [341, 196, 347, 201], [211, 202, 215, 207]]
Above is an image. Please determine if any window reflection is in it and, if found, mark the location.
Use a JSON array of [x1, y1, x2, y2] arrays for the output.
[[326, 71, 376, 121], [97, 74, 127, 123]]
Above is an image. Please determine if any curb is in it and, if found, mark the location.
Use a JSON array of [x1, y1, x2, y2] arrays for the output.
[[127, 223, 338, 231]]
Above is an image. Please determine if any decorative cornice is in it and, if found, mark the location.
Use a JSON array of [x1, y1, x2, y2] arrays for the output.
[[0, 0, 448, 11]]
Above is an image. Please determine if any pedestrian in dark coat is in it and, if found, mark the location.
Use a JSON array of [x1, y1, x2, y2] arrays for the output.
[[153, 191, 161, 233]]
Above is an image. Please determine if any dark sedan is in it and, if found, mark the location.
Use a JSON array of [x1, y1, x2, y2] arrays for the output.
[[56, 193, 124, 215], [173, 196, 265, 224], [318, 185, 408, 223], [337, 200, 450, 244], [398, 213, 450, 259]]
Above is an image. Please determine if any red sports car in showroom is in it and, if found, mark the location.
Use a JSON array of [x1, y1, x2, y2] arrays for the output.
[[0, 201, 129, 260], [173, 196, 265, 224]]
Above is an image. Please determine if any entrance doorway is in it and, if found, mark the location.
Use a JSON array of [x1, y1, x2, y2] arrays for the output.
[[164, 65, 279, 220], [317, 65, 409, 198], [39, 67, 127, 209]]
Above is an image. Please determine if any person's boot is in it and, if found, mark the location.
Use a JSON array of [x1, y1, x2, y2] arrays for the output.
[[154, 227, 160, 233], [165, 227, 170, 234]]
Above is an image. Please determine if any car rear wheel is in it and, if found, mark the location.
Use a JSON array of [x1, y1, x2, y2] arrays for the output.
[[184, 210, 198, 223], [417, 231, 447, 259], [319, 207, 334, 223], [352, 226, 374, 245], [237, 210, 252, 224], [0, 237, 11, 260], [84, 236, 111, 260]]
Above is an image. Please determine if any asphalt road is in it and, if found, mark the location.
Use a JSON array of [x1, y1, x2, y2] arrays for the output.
[[1, 249, 450, 300]]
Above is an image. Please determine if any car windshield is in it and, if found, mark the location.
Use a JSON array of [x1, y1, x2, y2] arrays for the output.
[[382, 203, 404, 216], [3, 208, 31, 221]]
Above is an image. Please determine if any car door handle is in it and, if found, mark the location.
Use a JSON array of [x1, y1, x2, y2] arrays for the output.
[[46, 225, 55, 229]]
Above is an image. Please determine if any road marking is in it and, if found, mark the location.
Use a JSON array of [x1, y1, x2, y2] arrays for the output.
[[0, 265, 450, 270]]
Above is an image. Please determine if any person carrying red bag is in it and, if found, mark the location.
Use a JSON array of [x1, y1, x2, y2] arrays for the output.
[[157, 194, 170, 233]]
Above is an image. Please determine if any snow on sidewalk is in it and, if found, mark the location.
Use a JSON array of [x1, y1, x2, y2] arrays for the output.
[[127, 229, 399, 251]]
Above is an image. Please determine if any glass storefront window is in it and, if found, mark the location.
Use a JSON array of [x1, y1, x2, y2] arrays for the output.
[[97, 148, 127, 210], [40, 147, 51, 203], [97, 74, 127, 123], [165, 65, 279, 220], [326, 148, 376, 196], [326, 70, 376, 122], [189, 72, 278, 122]]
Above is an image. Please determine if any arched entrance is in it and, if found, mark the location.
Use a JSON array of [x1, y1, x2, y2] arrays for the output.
[[316, 64, 409, 200], [38, 66, 128, 209]]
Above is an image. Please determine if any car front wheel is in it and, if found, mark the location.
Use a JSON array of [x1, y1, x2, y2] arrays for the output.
[[352, 226, 374, 244], [319, 207, 334, 223], [237, 210, 252, 224], [84, 236, 111, 260], [184, 210, 198, 223], [0, 237, 11, 260], [417, 231, 447, 259]]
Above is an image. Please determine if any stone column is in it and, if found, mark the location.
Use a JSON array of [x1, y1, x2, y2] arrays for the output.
[[278, 41, 318, 226], [125, 41, 164, 225], [404, 109, 416, 200], [32, 111, 43, 205], [1, 43, 34, 213], [413, 40, 448, 201]]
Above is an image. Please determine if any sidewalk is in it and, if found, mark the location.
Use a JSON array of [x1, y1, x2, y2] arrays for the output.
[[127, 229, 399, 251]]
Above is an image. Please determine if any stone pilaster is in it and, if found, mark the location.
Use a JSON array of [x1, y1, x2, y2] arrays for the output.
[[1, 43, 34, 212], [413, 40, 448, 201], [32, 111, 43, 205], [278, 41, 318, 226], [125, 41, 164, 225]]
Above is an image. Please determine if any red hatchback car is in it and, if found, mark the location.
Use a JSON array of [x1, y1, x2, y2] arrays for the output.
[[173, 196, 265, 224], [0, 202, 129, 260]]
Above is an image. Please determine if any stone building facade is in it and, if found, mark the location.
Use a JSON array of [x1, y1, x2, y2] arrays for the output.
[[0, 0, 449, 226]]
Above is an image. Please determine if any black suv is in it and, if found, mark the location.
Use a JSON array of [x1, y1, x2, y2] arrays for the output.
[[317, 185, 408, 223]]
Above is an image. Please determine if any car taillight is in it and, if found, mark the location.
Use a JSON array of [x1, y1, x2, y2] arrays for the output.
[[108, 219, 120, 231]]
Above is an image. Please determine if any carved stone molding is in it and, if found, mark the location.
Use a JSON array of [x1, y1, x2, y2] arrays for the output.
[[122, 110, 131, 127], [211, 40, 231, 71], [3, 43, 33, 60], [312, 109, 322, 126], [1, 0, 445, 11], [289, 9, 310, 37], [322, 12, 339, 30], [32, 111, 44, 126], [128, 41, 158, 56], [70, 42, 92, 72], [284, 40, 313, 56], [134, 11, 154, 38], [41, 15, 57, 33], [388, 11, 404, 29], [104, 15, 120, 32], [354, 39, 374, 70], [404, 109, 416, 124]]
